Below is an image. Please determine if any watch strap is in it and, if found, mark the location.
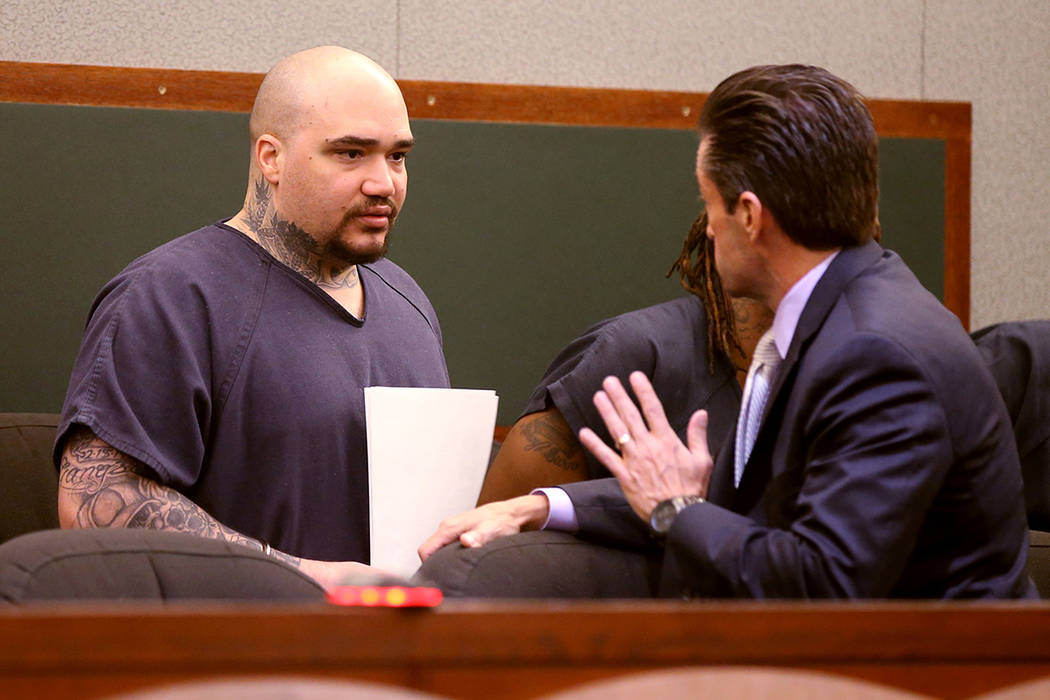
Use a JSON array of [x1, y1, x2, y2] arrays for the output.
[[649, 494, 705, 537]]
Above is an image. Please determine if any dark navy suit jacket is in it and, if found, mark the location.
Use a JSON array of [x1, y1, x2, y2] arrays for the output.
[[564, 241, 1035, 598]]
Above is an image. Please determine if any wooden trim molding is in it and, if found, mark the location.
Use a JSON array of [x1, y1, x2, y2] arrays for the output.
[[0, 601, 1048, 699], [0, 60, 972, 131], [0, 60, 971, 323], [0, 60, 262, 113]]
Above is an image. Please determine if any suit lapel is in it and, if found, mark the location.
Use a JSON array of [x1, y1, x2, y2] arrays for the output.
[[731, 240, 886, 512], [767, 240, 883, 404]]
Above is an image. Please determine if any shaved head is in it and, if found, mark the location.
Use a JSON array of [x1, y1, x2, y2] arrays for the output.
[[231, 46, 413, 274], [249, 46, 402, 144]]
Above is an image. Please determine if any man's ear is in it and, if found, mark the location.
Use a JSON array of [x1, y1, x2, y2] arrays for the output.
[[255, 134, 282, 185], [735, 191, 764, 243]]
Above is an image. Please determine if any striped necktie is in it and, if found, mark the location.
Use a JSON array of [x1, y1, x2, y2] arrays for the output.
[[734, 329, 782, 488]]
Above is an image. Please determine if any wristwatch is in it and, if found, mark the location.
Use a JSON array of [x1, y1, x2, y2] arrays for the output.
[[649, 495, 705, 537]]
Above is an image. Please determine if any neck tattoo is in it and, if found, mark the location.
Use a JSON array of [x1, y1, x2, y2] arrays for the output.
[[242, 178, 359, 290]]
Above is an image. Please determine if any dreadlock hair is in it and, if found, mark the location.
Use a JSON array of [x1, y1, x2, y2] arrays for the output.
[[667, 209, 744, 373]]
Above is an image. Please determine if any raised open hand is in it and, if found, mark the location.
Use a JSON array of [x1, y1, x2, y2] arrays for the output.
[[578, 371, 714, 522]]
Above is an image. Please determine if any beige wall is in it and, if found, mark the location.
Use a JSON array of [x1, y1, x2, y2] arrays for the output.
[[3, 0, 1048, 327]]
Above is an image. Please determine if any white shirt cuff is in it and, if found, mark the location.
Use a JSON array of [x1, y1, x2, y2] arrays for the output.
[[532, 487, 578, 532]]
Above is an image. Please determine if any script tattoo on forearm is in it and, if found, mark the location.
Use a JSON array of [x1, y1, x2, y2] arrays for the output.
[[59, 427, 300, 567], [520, 414, 586, 474], [242, 178, 359, 290]]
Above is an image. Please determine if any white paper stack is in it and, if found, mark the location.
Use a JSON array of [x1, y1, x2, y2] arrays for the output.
[[364, 386, 499, 579]]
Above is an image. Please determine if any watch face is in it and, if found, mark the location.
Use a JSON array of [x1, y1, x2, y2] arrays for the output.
[[651, 500, 678, 534], [651, 496, 703, 535]]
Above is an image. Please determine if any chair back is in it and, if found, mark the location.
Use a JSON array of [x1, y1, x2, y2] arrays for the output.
[[0, 528, 325, 602], [1026, 529, 1050, 598], [0, 413, 60, 543]]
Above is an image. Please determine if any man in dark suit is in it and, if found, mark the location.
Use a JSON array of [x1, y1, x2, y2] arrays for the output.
[[418, 65, 1035, 598]]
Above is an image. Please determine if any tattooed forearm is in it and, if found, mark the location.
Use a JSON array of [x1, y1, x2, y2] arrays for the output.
[[58, 427, 300, 567], [519, 413, 585, 472], [477, 409, 588, 503]]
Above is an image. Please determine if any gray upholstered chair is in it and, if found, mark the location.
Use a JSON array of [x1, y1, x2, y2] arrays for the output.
[[1026, 529, 1050, 598], [0, 413, 324, 602], [0, 412, 61, 543], [0, 528, 324, 602]]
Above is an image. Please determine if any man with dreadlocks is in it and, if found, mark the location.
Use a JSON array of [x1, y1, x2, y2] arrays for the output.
[[475, 212, 772, 505], [412, 211, 776, 597], [417, 64, 1033, 600]]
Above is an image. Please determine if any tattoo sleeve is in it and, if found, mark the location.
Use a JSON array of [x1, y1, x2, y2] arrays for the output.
[[57, 426, 300, 568], [477, 409, 587, 503], [518, 413, 586, 472]]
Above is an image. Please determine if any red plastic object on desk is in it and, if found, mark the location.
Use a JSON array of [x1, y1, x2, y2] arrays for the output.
[[326, 584, 443, 607]]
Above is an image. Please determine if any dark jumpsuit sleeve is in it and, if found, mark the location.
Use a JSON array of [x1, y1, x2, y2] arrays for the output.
[[521, 297, 741, 479], [55, 257, 223, 489], [972, 320, 1050, 530]]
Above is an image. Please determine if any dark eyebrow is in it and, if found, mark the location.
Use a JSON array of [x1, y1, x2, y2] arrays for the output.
[[326, 135, 415, 149]]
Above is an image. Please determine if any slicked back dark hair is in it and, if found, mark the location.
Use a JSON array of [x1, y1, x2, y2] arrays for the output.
[[698, 64, 880, 249]]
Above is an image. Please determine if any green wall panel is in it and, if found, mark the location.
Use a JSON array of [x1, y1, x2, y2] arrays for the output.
[[1, 103, 945, 424]]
